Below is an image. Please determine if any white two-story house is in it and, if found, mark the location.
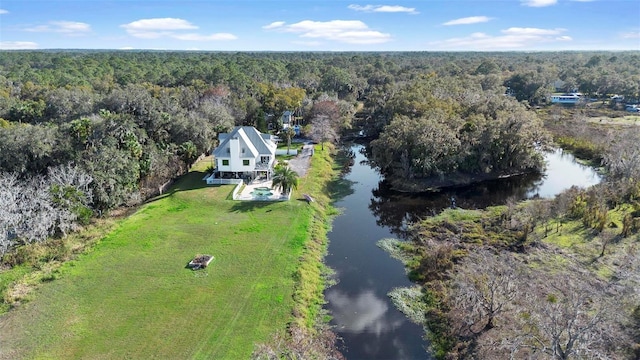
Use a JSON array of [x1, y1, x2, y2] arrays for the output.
[[211, 126, 277, 181]]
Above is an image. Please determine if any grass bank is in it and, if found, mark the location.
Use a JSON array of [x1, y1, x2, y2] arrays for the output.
[[0, 145, 338, 359]]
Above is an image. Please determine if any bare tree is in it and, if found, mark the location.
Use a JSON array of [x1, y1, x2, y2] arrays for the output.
[[516, 277, 629, 359], [603, 128, 640, 180], [0, 173, 22, 255], [599, 231, 616, 258], [309, 114, 338, 151], [15, 175, 57, 244], [0, 164, 94, 255], [449, 250, 519, 335]]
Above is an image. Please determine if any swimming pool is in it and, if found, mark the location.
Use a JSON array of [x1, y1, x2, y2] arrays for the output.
[[250, 187, 273, 197]]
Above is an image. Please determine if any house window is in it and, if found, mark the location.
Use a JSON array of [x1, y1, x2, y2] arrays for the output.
[[222, 159, 229, 166], [243, 160, 250, 166]]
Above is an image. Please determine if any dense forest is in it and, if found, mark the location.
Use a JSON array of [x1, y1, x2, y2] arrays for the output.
[[1, 50, 640, 358]]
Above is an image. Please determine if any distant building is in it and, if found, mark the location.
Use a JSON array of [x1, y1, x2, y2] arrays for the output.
[[550, 94, 582, 104], [281, 110, 294, 130]]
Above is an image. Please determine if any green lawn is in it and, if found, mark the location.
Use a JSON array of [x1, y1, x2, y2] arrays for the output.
[[0, 168, 313, 359]]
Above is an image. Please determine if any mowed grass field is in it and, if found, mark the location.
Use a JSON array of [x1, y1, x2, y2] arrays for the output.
[[0, 164, 314, 359]]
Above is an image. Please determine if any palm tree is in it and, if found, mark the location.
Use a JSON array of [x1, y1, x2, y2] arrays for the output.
[[271, 165, 298, 195], [179, 141, 198, 169], [284, 126, 296, 155]]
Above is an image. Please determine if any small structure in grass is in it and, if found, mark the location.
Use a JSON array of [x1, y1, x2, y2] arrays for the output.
[[187, 254, 214, 270]]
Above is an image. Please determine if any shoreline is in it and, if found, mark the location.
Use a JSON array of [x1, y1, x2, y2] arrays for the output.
[[386, 169, 540, 193]]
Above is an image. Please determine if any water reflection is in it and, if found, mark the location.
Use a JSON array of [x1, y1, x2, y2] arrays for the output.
[[326, 288, 424, 359], [369, 173, 539, 238], [370, 149, 602, 237], [325, 289, 401, 335], [528, 148, 602, 198]]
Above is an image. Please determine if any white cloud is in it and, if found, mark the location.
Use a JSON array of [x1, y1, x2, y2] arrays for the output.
[[121, 18, 197, 32], [25, 21, 91, 34], [0, 41, 38, 49], [171, 33, 237, 41], [443, 16, 492, 26], [262, 21, 285, 30], [348, 4, 418, 14], [51, 21, 91, 33], [620, 31, 640, 39], [502, 27, 565, 35], [119, 47, 134, 50], [121, 18, 236, 42], [265, 19, 391, 44], [521, 0, 557, 7], [430, 27, 571, 50], [570, 0, 595, 2], [0, 9, 8, 14]]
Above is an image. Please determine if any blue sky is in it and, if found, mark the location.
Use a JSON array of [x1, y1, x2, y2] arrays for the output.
[[1, 0, 638, 51]]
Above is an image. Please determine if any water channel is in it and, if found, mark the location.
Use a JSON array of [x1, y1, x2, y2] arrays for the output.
[[324, 144, 602, 359]]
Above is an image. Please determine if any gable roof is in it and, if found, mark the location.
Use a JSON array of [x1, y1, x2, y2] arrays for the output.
[[213, 126, 276, 158]]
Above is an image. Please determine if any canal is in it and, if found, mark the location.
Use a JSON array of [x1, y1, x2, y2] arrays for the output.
[[324, 144, 601, 359]]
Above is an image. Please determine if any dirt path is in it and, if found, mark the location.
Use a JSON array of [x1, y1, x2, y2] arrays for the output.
[[287, 142, 314, 177]]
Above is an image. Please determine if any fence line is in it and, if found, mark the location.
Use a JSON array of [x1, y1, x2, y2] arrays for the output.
[[204, 177, 244, 199]]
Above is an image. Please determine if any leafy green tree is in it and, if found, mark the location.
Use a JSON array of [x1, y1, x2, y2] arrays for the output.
[[370, 112, 461, 179], [320, 66, 357, 100], [68, 117, 94, 149], [44, 87, 95, 123], [257, 83, 305, 115], [474, 59, 500, 75], [9, 99, 46, 123], [504, 72, 548, 104], [0, 123, 69, 175], [81, 145, 140, 211], [198, 100, 235, 133]]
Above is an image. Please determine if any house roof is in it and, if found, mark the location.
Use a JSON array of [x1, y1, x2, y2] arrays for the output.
[[213, 126, 276, 158]]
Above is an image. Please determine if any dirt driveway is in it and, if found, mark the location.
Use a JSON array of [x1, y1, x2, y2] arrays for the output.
[[286, 142, 314, 177]]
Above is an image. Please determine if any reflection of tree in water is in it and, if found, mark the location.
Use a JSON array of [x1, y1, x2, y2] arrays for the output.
[[370, 173, 543, 238], [327, 145, 358, 200], [337, 144, 356, 176]]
